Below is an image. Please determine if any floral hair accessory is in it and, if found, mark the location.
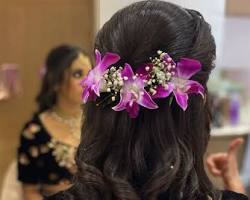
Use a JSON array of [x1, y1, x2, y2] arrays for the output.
[[81, 49, 204, 118], [80, 49, 120, 103]]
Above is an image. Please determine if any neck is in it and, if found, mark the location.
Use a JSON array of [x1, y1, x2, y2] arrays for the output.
[[54, 98, 81, 118]]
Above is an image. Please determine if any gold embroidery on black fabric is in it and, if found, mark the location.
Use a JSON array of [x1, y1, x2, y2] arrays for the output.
[[40, 144, 50, 154], [48, 139, 76, 173], [19, 153, 30, 165], [29, 146, 39, 158], [48, 173, 59, 181], [22, 123, 41, 139]]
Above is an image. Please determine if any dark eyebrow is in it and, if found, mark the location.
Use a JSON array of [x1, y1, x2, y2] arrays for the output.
[[71, 68, 84, 72]]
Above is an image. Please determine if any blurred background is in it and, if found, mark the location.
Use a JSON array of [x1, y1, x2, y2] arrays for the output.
[[0, 0, 250, 197], [0, 0, 95, 190]]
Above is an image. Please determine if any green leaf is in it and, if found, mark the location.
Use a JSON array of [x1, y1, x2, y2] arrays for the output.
[[169, 96, 173, 106]]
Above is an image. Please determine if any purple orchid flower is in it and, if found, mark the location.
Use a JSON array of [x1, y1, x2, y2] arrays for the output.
[[171, 58, 204, 111], [112, 63, 158, 118], [81, 49, 120, 103], [136, 63, 174, 99]]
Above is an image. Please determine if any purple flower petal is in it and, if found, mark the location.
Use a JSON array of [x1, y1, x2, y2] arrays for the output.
[[95, 49, 101, 66], [122, 63, 134, 79], [138, 91, 158, 109], [152, 83, 174, 99], [185, 80, 205, 98], [91, 82, 100, 97], [98, 52, 120, 73], [126, 102, 139, 118], [89, 91, 98, 101], [162, 53, 176, 66], [112, 94, 128, 111], [80, 70, 100, 96], [81, 50, 121, 103], [136, 64, 153, 80], [113, 69, 158, 118], [173, 89, 188, 111], [113, 93, 140, 118], [176, 58, 201, 79], [82, 87, 90, 103]]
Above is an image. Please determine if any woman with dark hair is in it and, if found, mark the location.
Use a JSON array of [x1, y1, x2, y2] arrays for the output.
[[47, 1, 248, 200], [17, 44, 91, 200]]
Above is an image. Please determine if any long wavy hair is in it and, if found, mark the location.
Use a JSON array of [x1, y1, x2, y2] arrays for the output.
[[36, 44, 89, 113], [75, 1, 219, 199]]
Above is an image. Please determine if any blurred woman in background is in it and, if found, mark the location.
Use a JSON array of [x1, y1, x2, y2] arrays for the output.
[[17, 44, 91, 200]]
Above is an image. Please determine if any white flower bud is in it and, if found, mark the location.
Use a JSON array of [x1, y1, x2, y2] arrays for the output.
[[104, 74, 109, 79], [119, 81, 124, 86], [129, 101, 134, 107], [150, 88, 157, 95], [164, 84, 169, 90], [167, 64, 172, 71], [157, 50, 163, 55], [166, 72, 172, 78], [108, 81, 112, 86]]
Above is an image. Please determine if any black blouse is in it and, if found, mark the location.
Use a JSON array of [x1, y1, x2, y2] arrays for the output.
[[17, 113, 77, 185]]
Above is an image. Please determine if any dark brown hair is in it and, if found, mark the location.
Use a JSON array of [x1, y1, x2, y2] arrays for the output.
[[75, 1, 219, 199]]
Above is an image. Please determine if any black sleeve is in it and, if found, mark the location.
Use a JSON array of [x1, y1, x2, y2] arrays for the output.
[[17, 121, 43, 184]]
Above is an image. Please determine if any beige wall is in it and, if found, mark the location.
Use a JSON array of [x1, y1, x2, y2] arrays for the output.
[[226, 0, 250, 16], [0, 0, 95, 186]]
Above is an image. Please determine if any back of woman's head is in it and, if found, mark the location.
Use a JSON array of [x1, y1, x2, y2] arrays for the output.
[[76, 1, 218, 199], [36, 44, 87, 112]]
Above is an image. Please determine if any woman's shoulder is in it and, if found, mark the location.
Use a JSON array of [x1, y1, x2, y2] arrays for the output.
[[20, 112, 50, 140], [222, 190, 249, 200]]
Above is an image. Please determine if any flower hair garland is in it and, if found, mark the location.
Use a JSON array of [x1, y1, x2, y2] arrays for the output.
[[81, 49, 204, 118]]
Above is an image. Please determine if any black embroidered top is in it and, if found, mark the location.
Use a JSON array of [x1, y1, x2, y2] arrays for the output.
[[17, 113, 76, 185]]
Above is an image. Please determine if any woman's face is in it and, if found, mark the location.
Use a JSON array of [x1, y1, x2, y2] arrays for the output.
[[58, 53, 91, 106]]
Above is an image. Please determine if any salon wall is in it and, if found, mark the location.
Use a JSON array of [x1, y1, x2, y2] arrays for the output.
[[0, 0, 95, 186], [96, 0, 250, 70], [95, 0, 225, 60], [218, 17, 250, 68], [226, 0, 250, 16]]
